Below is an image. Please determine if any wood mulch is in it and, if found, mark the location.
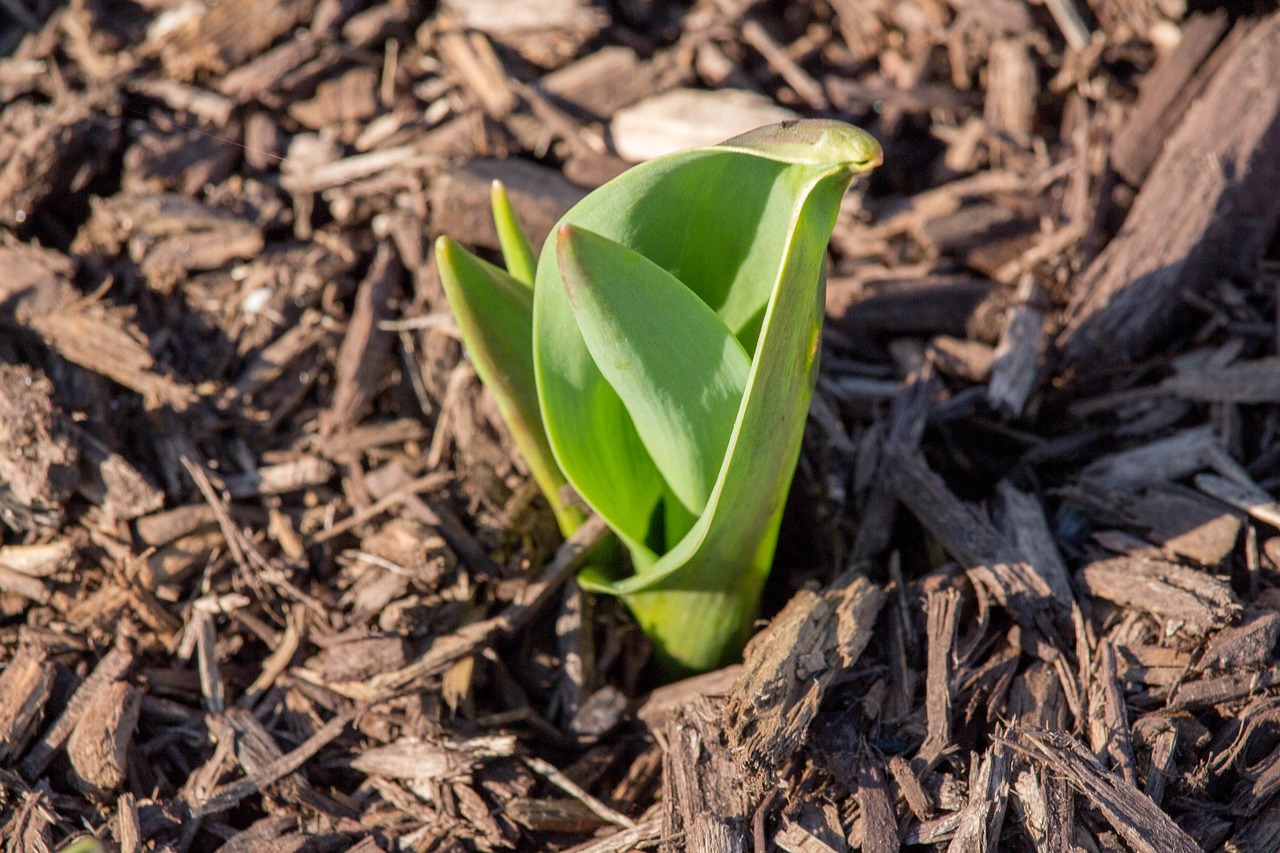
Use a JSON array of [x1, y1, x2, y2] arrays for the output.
[[2, 0, 1280, 850]]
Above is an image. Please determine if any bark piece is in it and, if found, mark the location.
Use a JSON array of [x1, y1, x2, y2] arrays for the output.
[[0, 364, 78, 528], [0, 642, 54, 763], [984, 39, 1036, 135], [919, 589, 960, 766], [987, 276, 1046, 417], [1134, 484, 1242, 565], [827, 275, 997, 339], [1013, 729, 1199, 853], [76, 192, 265, 294], [724, 574, 885, 782], [429, 157, 587, 253], [66, 680, 141, 796], [1078, 555, 1240, 637], [1196, 609, 1280, 674], [1087, 643, 1137, 785], [946, 740, 1012, 853], [857, 751, 900, 853], [76, 428, 165, 521], [0, 93, 116, 229], [888, 447, 1065, 629], [993, 481, 1075, 607], [0, 241, 196, 410], [149, 0, 313, 81], [540, 46, 687, 121], [1111, 12, 1232, 186], [21, 640, 135, 778], [322, 242, 401, 435], [308, 634, 406, 683], [436, 26, 516, 119], [1060, 12, 1280, 369], [663, 701, 750, 853], [1161, 356, 1280, 403], [1078, 426, 1217, 493]]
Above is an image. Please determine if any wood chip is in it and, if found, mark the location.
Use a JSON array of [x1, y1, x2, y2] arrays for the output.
[[1060, 11, 1280, 369]]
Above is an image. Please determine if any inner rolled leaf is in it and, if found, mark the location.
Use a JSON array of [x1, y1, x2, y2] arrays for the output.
[[555, 224, 751, 517]]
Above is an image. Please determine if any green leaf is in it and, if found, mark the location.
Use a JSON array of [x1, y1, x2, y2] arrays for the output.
[[436, 236, 583, 535], [555, 224, 751, 516], [537, 120, 880, 672], [490, 180, 537, 287]]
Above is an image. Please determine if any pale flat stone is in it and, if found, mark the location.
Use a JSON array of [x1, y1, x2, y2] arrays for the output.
[[609, 88, 799, 162]]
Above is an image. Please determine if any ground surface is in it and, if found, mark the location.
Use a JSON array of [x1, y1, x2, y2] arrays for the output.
[[2, 0, 1280, 851]]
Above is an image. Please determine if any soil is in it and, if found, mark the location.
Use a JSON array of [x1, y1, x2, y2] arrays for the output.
[[2, 0, 1280, 851]]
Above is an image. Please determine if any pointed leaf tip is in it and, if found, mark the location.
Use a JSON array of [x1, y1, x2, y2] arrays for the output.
[[719, 119, 883, 172]]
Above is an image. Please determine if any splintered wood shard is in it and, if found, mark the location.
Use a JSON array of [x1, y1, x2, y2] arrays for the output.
[[1060, 11, 1280, 370]]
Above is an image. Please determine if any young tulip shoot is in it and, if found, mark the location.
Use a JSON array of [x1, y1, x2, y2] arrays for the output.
[[438, 120, 882, 675]]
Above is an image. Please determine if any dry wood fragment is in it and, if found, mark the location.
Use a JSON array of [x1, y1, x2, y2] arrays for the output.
[[1078, 425, 1218, 493], [327, 515, 607, 701], [888, 447, 1064, 629], [889, 754, 934, 820], [984, 39, 1036, 135], [506, 799, 614, 834], [740, 19, 827, 110], [946, 739, 1012, 853], [429, 158, 587, 252], [851, 371, 937, 561], [189, 705, 356, 818], [66, 680, 141, 797], [856, 751, 900, 853], [308, 634, 407, 683], [1060, 11, 1280, 369], [0, 563, 49, 604], [0, 241, 196, 410], [993, 481, 1074, 607], [20, 640, 135, 778], [0, 93, 115, 229], [1133, 484, 1242, 565], [827, 275, 998, 339], [322, 243, 401, 435], [663, 700, 750, 853], [1111, 12, 1231, 186], [636, 665, 741, 731], [436, 26, 517, 119], [221, 456, 335, 499], [287, 66, 381, 130], [147, 0, 311, 80], [1011, 729, 1199, 853], [988, 276, 1045, 417], [1196, 609, 1280, 674], [1142, 722, 1177, 807], [209, 815, 297, 853], [929, 336, 995, 382], [1195, 473, 1280, 530], [1088, 643, 1137, 786], [558, 813, 662, 853], [1079, 555, 1239, 636], [0, 642, 54, 763], [724, 573, 885, 782], [1170, 665, 1280, 709], [540, 46, 687, 121], [213, 709, 353, 819], [116, 791, 141, 853], [1161, 356, 1280, 403], [919, 589, 960, 766], [523, 754, 634, 829], [0, 364, 78, 528]]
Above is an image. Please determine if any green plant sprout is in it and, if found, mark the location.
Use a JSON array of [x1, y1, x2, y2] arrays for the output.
[[437, 119, 882, 675]]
